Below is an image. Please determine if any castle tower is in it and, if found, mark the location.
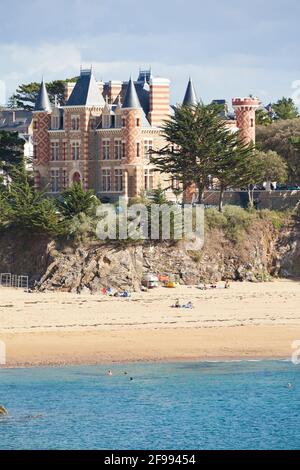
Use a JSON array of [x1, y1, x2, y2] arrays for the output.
[[148, 77, 170, 127], [32, 79, 52, 191], [121, 78, 147, 198], [183, 78, 198, 106], [64, 69, 105, 190], [182, 78, 198, 203], [232, 97, 260, 144]]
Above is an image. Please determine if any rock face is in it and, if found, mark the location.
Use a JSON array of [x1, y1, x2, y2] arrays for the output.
[[37, 245, 144, 293], [275, 222, 300, 278], [0, 218, 299, 293]]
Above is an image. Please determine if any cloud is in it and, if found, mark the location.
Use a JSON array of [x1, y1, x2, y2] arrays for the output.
[[0, 36, 299, 108]]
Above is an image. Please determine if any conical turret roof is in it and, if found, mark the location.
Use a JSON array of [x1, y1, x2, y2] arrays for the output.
[[35, 79, 51, 112], [122, 78, 142, 108], [183, 78, 198, 106]]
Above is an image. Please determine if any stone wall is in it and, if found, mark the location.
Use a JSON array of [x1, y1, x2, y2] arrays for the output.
[[204, 190, 300, 210]]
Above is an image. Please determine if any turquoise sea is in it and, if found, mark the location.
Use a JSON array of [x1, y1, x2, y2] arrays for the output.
[[0, 360, 299, 450]]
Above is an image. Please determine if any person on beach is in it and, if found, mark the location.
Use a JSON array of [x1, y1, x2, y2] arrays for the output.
[[175, 298, 180, 308], [225, 280, 230, 289]]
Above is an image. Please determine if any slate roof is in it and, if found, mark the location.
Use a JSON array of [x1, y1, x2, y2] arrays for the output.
[[35, 79, 52, 112], [0, 109, 33, 133], [122, 78, 142, 109], [183, 78, 198, 106], [66, 69, 105, 107]]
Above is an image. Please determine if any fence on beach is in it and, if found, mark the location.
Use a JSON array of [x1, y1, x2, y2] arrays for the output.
[[0, 273, 29, 291]]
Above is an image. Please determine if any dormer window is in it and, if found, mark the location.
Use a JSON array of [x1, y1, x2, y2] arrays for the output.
[[51, 115, 60, 130], [103, 115, 111, 129]]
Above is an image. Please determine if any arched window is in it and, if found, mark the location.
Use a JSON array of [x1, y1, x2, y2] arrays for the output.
[[72, 172, 81, 184]]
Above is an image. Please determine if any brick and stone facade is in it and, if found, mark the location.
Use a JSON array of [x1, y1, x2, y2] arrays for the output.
[[32, 69, 259, 202]]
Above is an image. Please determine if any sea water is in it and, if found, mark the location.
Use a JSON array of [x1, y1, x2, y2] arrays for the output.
[[0, 360, 299, 450]]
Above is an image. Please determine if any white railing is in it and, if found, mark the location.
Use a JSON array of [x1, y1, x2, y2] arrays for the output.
[[0, 273, 29, 291]]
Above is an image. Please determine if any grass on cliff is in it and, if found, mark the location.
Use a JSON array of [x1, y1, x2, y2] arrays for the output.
[[205, 206, 292, 243]]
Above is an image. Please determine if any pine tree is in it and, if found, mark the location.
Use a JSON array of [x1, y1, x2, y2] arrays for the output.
[[55, 183, 99, 219], [151, 103, 228, 204]]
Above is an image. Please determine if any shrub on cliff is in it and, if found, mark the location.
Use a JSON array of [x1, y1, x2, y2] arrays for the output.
[[55, 183, 100, 219], [1, 167, 63, 236]]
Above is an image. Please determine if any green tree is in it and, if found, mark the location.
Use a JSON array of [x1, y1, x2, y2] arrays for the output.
[[272, 97, 299, 120], [256, 119, 300, 183], [254, 150, 288, 185], [9, 78, 78, 110], [55, 183, 100, 219], [255, 108, 273, 126], [2, 167, 62, 235], [149, 184, 170, 205], [0, 131, 24, 177], [151, 103, 231, 204], [212, 132, 257, 212]]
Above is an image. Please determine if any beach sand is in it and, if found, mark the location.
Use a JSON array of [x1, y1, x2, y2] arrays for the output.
[[0, 279, 300, 366]]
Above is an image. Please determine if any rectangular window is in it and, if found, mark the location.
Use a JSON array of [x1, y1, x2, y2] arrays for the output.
[[71, 116, 80, 130], [62, 169, 68, 189], [102, 169, 111, 192], [51, 142, 59, 161], [144, 169, 155, 191], [136, 142, 140, 158], [114, 169, 123, 192], [144, 140, 153, 159], [102, 139, 110, 160], [103, 115, 111, 129], [33, 121, 38, 130], [136, 118, 140, 127], [114, 139, 122, 160], [62, 142, 67, 160], [72, 142, 80, 160], [122, 117, 126, 127], [122, 142, 126, 159], [51, 169, 60, 193], [52, 116, 60, 130], [33, 144, 37, 160]]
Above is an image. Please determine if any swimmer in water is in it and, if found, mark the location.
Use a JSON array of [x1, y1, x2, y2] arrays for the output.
[[288, 383, 293, 389], [107, 370, 113, 376], [0, 406, 8, 416]]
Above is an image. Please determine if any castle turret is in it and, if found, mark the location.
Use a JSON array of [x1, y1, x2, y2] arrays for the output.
[[121, 78, 149, 197], [35, 78, 52, 112], [32, 79, 52, 191], [232, 97, 260, 144], [183, 78, 198, 106]]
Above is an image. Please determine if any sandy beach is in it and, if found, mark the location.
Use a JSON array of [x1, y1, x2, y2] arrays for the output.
[[0, 279, 300, 366]]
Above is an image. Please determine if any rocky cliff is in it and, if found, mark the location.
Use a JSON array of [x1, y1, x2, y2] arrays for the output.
[[0, 214, 299, 293]]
